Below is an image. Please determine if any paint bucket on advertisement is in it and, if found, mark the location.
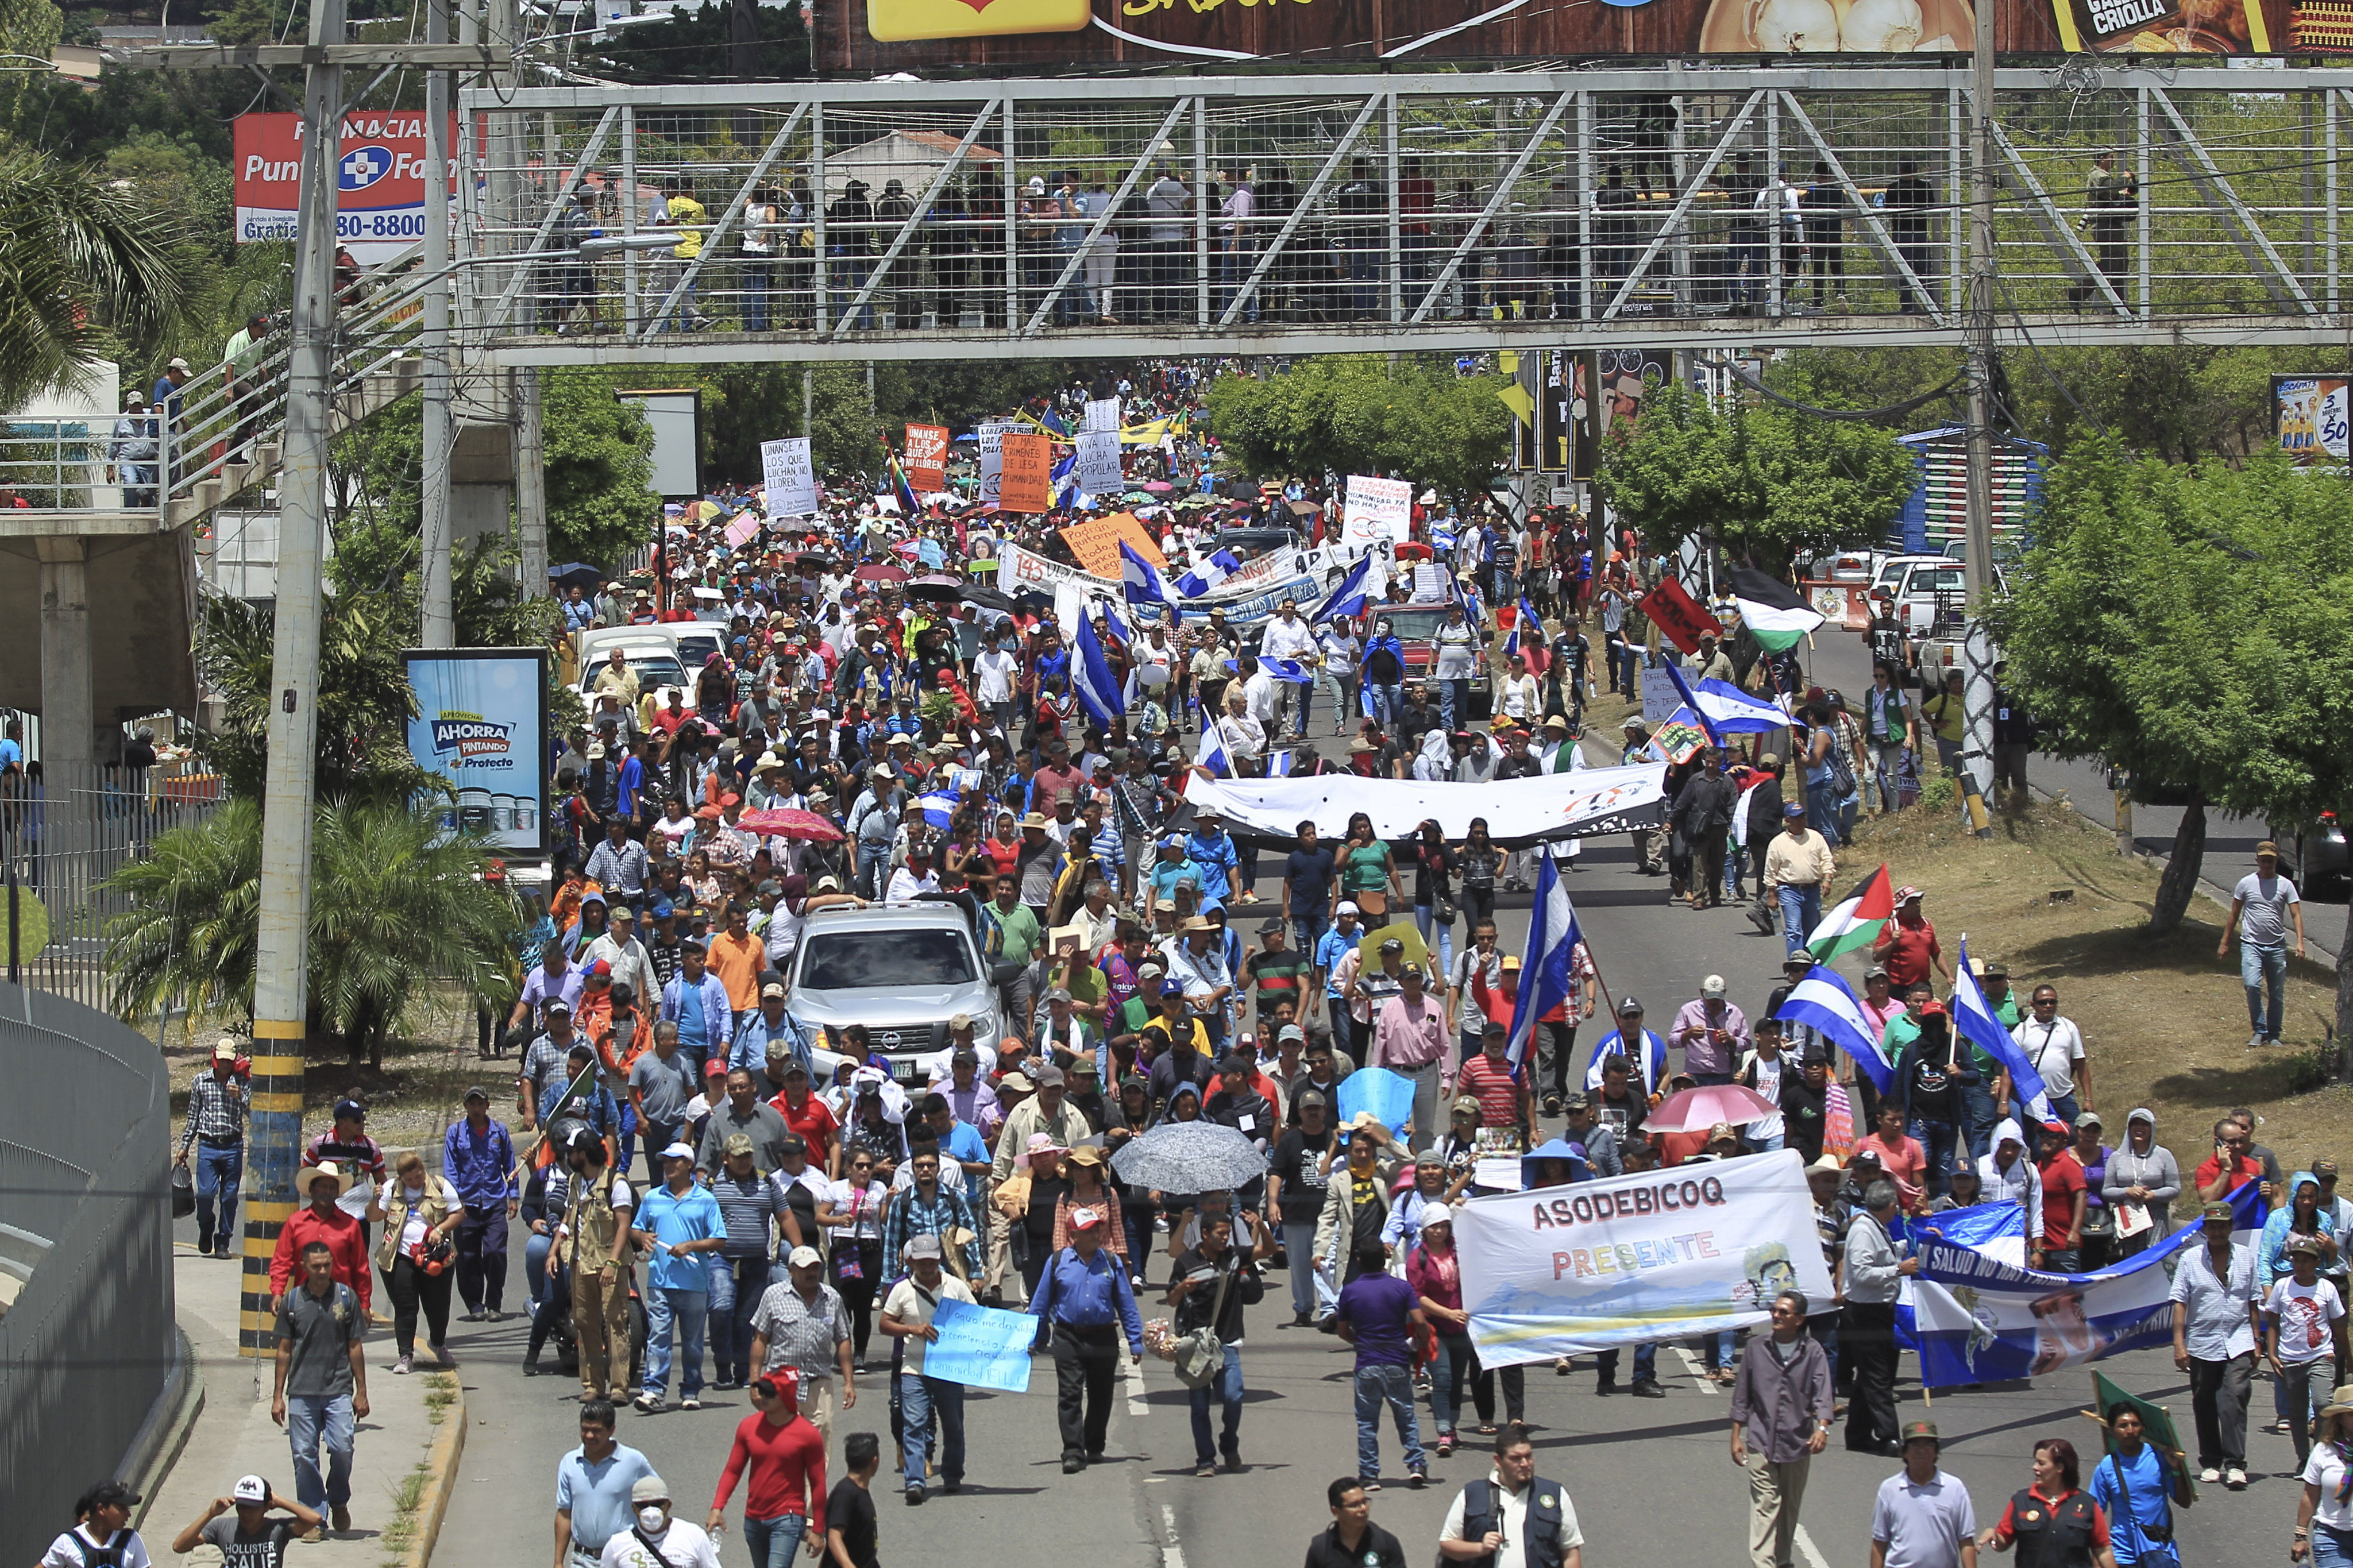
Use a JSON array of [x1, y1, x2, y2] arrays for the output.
[[458, 786, 491, 831], [491, 793, 516, 831]]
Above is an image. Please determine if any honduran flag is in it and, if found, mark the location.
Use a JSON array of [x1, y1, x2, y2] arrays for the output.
[[1807, 863, 1895, 963], [1177, 550, 1244, 598]]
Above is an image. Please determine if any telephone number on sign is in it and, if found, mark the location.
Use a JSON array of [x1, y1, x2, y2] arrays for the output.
[[337, 211, 425, 238]]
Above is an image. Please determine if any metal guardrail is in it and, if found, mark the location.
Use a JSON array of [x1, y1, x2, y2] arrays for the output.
[[0, 979, 176, 1568], [3, 762, 225, 1014]]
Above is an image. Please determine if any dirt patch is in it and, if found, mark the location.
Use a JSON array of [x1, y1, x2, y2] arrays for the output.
[[1842, 800, 2352, 1171], [163, 986, 487, 1160]]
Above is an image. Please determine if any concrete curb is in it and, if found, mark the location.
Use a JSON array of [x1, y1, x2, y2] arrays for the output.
[[127, 1324, 205, 1535], [400, 1374, 467, 1568]]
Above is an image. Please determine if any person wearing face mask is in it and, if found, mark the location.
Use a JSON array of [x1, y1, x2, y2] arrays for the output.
[[595, 1474, 719, 1568]]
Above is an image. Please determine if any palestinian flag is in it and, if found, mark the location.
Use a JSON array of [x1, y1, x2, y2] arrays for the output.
[[1808, 863, 1894, 962], [1729, 565, 1827, 652]]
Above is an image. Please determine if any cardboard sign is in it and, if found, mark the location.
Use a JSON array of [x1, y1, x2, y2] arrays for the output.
[[1075, 429, 1124, 499], [998, 430, 1053, 513], [1637, 575, 1721, 656], [1058, 511, 1164, 578], [905, 422, 950, 491], [1341, 474, 1413, 549], [761, 437, 818, 517], [977, 420, 1015, 507]]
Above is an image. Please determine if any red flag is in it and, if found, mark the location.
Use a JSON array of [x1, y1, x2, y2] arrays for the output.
[[1637, 576, 1722, 656]]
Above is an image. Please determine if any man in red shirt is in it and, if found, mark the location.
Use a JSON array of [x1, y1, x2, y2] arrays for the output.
[[768, 1061, 840, 1174], [707, 1373, 827, 1554], [1854, 1100, 1930, 1214], [2035, 1118, 2088, 1271], [1453, 1022, 1533, 1149], [268, 1161, 371, 1315], [2194, 1115, 2263, 1205], [1870, 886, 1952, 991]]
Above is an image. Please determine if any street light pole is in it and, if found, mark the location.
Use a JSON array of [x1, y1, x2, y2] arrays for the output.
[[419, 0, 454, 648], [242, 0, 343, 1354]]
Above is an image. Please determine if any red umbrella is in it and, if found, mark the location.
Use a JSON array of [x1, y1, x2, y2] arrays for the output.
[[735, 807, 846, 843], [1644, 1083, 1780, 1134], [854, 562, 908, 584]]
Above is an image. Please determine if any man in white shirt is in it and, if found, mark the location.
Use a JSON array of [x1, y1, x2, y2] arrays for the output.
[[973, 633, 1020, 736], [1259, 599, 1319, 737], [1438, 1425, 1583, 1568], [2009, 985, 2090, 1125], [879, 1234, 978, 1502], [585, 905, 657, 1007], [884, 843, 942, 903], [1239, 655, 1284, 740]]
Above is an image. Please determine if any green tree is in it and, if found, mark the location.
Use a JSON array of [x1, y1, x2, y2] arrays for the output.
[[1205, 356, 1511, 502], [197, 592, 434, 806], [103, 799, 523, 1065], [0, 144, 191, 410], [1593, 383, 1919, 576], [1986, 444, 2353, 1003]]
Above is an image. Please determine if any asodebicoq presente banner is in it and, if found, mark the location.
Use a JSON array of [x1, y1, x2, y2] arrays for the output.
[[404, 648, 551, 854]]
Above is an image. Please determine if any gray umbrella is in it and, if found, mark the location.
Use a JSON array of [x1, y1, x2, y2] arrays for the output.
[[1109, 1121, 1266, 1192]]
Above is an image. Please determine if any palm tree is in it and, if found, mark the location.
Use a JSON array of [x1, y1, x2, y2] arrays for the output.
[[105, 798, 524, 1067], [0, 145, 190, 413]]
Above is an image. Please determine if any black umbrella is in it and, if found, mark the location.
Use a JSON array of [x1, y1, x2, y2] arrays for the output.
[[961, 585, 1023, 616], [547, 562, 604, 590], [907, 574, 964, 601]]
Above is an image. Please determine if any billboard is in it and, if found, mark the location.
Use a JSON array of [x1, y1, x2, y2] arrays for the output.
[[824, 0, 2287, 69], [404, 649, 551, 855], [2275, 374, 2351, 466], [233, 111, 459, 265]]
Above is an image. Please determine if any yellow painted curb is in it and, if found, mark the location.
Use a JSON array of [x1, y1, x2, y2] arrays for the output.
[[400, 1374, 467, 1568]]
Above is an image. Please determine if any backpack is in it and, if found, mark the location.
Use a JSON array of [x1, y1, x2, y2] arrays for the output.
[[1172, 1256, 1235, 1388], [1822, 723, 1857, 798]]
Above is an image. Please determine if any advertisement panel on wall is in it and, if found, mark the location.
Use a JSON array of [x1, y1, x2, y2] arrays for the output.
[[2275, 374, 2352, 466], [233, 111, 459, 265], [827, 0, 2288, 70], [404, 649, 551, 855]]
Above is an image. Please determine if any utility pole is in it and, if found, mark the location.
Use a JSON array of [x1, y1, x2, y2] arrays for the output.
[[419, 0, 454, 647], [242, 0, 343, 1354], [514, 366, 549, 599], [1959, 0, 1999, 837]]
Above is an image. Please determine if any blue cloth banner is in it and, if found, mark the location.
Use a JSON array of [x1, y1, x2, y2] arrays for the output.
[[921, 1297, 1037, 1393], [1910, 1183, 2265, 1388]]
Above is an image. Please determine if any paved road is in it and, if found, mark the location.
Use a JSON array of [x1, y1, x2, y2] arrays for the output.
[[391, 790, 2305, 1568]]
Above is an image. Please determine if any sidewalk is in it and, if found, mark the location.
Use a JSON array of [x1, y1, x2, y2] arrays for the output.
[[141, 1242, 465, 1567]]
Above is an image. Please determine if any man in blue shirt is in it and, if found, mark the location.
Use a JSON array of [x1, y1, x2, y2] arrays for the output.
[[1581, 995, 1671, 1096], [552, 1400, 655, 1566], [659, 939, 733, 1080], [1029, 1206, 1144, 1472], [1316, 903, 1364, 1059], [916, 1094, 990, 1206], [1335, 1256, 1429, 1488], [2089, 1404, 2178, 1566], [629, 1142, 724, 1412], [1186, 812, 1241, 910], [442, 1088, 517, 1323]]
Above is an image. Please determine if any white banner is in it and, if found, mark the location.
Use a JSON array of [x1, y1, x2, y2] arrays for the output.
[[1456, 1150, 1833, 1368], [1075, 430, 1124, 497], [978, 420, 1015, 507], [1000, 541, 1322, 627], [1342, 474, 1413, 549], [761, 437, 817, 517], [1083, 396, 1123, 434], [1183, 761, 1667, 845]]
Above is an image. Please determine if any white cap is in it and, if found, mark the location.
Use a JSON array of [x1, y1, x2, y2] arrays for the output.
[[1700, 974, 1727, 999], [233, 1475, 270, 1505], [788, 1244, 824, 1268], [659, 1141, 696, 1161]]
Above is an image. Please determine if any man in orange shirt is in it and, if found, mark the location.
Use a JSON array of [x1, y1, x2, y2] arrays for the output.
[[1854, 1100, 1930, 1214], [707, 903, 765, 1025]]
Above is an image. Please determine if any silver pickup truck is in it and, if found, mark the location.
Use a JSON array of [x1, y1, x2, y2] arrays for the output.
[[784, 902, 1007, 1088]]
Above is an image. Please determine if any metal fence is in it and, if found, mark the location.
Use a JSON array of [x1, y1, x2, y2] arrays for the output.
[[3, 762, 225, 1014], [0, 980, 178, 1567]]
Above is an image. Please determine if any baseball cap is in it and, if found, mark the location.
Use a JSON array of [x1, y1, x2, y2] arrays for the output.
[[213, 1040, 240, 1062], [1277, 1024, 1305, 1044], [950, 1012, 974, 1030], [463, 1085, 490, 1104], [723, 1133, 757, 1158], [1069, 1205, 1105, 1230], [1034, 1064, 1067, 1088], [1700, 975, 1726, 1000], [1378, 937, 1404, 954], [788, 1245, 824, 1268], [333, 1096, 368, 1120], [951, 1046, 979, 1066], [1615, 995, 1643, 1016], [233, 1475, 270, 1505], [659, 1141, 696, 1161], [1297, 1088, 1329, 1110], [761, 981, 786, 999], [905, 1234, 943, 1261], [2202, 1201, 2236, 1222], [1901, 1419, 1939, 1446], [631, 1475, 671, 1505]]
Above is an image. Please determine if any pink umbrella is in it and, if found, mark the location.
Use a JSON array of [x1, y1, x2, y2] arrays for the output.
[[734, 808, 846, 843], [1644, 1083, 1780, 1133]]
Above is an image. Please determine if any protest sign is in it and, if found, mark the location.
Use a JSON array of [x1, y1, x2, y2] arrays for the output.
[[761, 437, 817, 517], [1076, 429, 1125, 497], [1341, 474, 1412, 549], [905, 422, 950, 491], [923, 1297, 1036, 1393], [977, 420, 1014, 506], [1084, 396, 1122, 434], [1455, 1149, 1831, 1368], [723, 512, 760, 550], [998, 431, 1053, 513], [1336, 1067, 1415, 1136]]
